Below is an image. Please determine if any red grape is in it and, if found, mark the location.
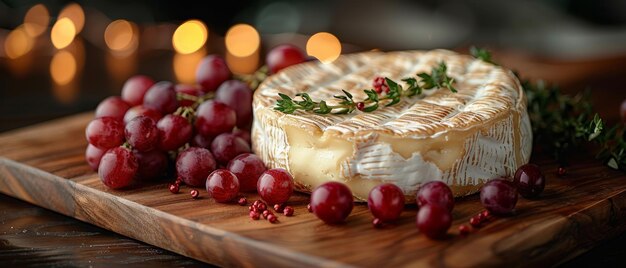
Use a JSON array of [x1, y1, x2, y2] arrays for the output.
[[310, 181, 353, 224], [196, 55, 231, 93], [85, 144, 106, 171], [227, 153, 266, 192], [206, 169, 240, 203], [124, 105, 162, 124], [266, 44, 306, 74], [368, 183, 405, 222], [416, 181, 454, 212], [175, 84, 202, 107], [157, 114, 193, 151], [232, 128, 251, 145], [133, 149, 168, 180], [195, 101, 237, 137], [210, 133, 251, 165], [257, 168, 294, 205], [176, 147, 216, 187], [514, 164, 545, 198], [95, 96, 130, 121], [98, 147, 138, 189], [190, 133, 213, 149], [416, 204, 451, 239], [121, 75, 155, 106], [215, 80, 252, 128], [85, 117, 125, 149], [125, 116, 159, 152], [480, 178, 518, 215], [143, 81, 178, 114]]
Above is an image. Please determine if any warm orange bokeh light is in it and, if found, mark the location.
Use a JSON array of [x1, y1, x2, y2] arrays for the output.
[[59, 3, 85, 34], [172, 20, 208, 54], [105, 52, 138, 89], [173, 48, 206, 84], [225, 24, 260, 57], [23, 4, 50, 37], [51, 18, 76, 49], [50, 50, 77, 85], [104, 19, 138, 55], [306, 32, 341, 64], [4, 26, 34, 59], [226, 49, 260, 75]]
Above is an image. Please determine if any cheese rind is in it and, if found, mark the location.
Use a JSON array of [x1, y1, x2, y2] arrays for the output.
[[252, 50, 532, 202]]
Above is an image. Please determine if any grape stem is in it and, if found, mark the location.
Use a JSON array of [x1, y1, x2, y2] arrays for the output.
[[234, 65, 269, 90]]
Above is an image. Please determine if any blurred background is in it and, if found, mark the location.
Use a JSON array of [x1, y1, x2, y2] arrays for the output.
[[2, 0, 626, 131]]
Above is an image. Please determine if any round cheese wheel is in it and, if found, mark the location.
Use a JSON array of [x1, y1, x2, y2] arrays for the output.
[[252, 49, 532, 202]]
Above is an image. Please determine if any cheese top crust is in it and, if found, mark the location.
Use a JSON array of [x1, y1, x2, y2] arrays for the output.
[[252, 49, 532, 202]]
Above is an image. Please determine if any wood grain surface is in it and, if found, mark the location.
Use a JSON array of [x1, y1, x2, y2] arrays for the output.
[[0, 194, 209, 267], [1, 112, 626, 267]]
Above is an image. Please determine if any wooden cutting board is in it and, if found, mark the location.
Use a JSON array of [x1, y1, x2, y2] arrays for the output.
[[1, 112, 626, 267]]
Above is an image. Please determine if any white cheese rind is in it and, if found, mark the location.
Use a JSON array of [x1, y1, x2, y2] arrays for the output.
[[252, 50, 532, 202]]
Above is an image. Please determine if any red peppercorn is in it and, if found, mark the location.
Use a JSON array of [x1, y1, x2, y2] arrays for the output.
[[356, 102, 365, 111], [382, 84, 390, 94], [238, 197, 247, 206], [168, 183, 179, 194], [372, 77, 386, 94], [283, 206, 294, 216], [307, 203, 312, 212], [249, 211, 260, 220], [476, 212, 486, 222], [372, 218, 384, 228], [175, 177, 183, 186], [262, 210, 273, 219], [558, 167, 566, 176], [469, 216, 481, 228], [257, 202, 267, 212], [268, 214, 278, 224], [459, 225, 471, 236], [190, 189, 199, 199], [253, 200, 261, 207], [274, 203, 284, 212], [481, 210, 490, 218]]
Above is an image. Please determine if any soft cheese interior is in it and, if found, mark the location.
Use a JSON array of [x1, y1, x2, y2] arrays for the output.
[[252, 50, 532, 202]]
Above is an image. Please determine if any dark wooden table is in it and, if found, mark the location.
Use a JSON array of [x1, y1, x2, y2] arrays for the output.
[[2, 48, 626, 267]]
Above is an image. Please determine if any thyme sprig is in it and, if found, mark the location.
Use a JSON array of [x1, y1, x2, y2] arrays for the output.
[[521, 81, 603, 164], [274, 62, 456, 114]]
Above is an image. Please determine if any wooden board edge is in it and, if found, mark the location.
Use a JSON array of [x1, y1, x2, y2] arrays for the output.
[[0, 157, 349, 268]]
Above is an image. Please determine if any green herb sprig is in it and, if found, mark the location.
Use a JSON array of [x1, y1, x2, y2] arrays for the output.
[[274, 62, 456, 114]]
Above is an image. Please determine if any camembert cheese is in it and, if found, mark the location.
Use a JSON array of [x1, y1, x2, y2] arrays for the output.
[[252, 50, 532, 202]]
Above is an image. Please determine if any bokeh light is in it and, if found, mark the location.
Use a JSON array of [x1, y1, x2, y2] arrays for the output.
[[306, 32, 341, 63], [255, 2, 300, 34], [226, 49, 260, 75], [173, 48, 206, 84], [50, 50, 77, 85], [51, 18, 76, 49], [106, 51, 138, 88], [59, 3, 85, 34], [4, 26, 34, 59], [23, 4, 50, 37], [225, 24, 260, 57], [104, 19, 138, 55], [172, 20, 208, 54]]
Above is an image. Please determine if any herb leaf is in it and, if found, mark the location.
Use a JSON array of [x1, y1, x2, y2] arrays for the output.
[[470, 46, 494, 64]]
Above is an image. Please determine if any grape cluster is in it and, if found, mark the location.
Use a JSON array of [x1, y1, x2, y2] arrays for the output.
[[85, 45, 307, 195]]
